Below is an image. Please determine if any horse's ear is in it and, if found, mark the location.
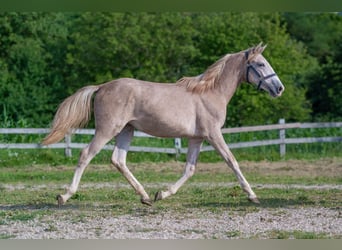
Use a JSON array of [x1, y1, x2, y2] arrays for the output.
[[256, 42, 267, 53], [246, 43, 267, 61]]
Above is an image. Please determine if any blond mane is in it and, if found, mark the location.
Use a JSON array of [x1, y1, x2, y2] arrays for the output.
[[176, 43, 266, 94], [176, 54, 231, 94]]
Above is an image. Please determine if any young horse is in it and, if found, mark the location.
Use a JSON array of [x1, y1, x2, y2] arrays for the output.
[[42, 44, 284, 206]]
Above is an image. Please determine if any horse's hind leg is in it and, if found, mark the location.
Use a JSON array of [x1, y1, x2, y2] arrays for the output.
[[155, 138, 203, 201], [111, 125, 152, 206], [57, 132, 113, 206]]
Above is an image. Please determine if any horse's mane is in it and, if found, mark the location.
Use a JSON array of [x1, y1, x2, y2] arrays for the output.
[[176, 43, 266, 94], [176, 54, 231, 94]]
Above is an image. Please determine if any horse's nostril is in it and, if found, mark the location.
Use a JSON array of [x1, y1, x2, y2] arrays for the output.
[[278, 85, 284, 93]]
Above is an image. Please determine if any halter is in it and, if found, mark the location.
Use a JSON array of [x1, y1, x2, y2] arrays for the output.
[[245, 51, 277, 90]]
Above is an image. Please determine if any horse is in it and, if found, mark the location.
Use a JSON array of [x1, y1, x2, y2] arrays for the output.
[[42, 43, 284, 206]]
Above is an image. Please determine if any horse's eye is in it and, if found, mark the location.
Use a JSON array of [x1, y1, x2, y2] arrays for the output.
[[257, 63, 265, 67]]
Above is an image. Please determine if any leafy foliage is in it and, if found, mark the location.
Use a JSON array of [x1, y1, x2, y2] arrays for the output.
[[0, 12, 340, 128], [0, 13, 71, 126], [282, 12, 342, 121]]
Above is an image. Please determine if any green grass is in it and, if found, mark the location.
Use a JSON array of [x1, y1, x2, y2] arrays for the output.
[[0, 140, 339, 166], [0, 233, 15, 239], [264, 230, 338, 239], [1, 163, 341, 185], [1, 185, 341, 213]]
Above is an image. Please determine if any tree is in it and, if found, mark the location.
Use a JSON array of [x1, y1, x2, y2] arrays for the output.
[[0, 12, 319, 128], [64, 13, 199, 86], [282, 12, 342, 120], [0, 13, 71, 126]]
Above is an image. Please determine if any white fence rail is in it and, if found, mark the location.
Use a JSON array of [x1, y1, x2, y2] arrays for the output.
[[0, 119, 341, 158]]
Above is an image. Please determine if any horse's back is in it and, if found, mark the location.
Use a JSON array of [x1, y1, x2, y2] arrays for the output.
[[94, 78, 199, 138]]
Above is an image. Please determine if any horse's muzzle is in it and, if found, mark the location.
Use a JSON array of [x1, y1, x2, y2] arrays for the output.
[[275, 81, 285, 97], [267, 79, 285, 97]]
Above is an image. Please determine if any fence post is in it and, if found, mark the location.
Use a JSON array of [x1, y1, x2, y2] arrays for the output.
[[65, 134, 72, 157], [279, 118, 286, 158], [174, 138, 182, 160]]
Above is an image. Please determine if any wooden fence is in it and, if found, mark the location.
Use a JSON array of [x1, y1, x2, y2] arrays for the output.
[[0, 119, 341, 158]]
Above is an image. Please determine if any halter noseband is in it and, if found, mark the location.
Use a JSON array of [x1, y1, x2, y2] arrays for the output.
[[245, 51, 277, 90]]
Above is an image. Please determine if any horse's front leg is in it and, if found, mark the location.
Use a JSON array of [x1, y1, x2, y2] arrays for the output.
[[155, 138, 203, 201], [207, 131, 259, 204]]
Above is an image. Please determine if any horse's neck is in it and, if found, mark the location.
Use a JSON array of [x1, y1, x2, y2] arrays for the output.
[[217, 55, 244, 104]]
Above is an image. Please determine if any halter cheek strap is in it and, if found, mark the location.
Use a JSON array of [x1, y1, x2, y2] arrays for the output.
[[245, 51, 277, 90]]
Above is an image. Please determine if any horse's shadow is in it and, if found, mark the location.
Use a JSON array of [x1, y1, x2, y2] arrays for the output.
[[0, 202, 139, 213], [0, 197, 316, 214], [0, 203, 79, 211]]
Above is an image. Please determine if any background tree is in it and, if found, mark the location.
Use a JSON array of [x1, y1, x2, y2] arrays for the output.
[[282, 12, 342, 121], [1, 12, 339, 128], [0, 12, 71, 126]]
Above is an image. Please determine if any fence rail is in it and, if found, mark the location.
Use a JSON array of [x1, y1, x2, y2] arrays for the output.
[[0, 119, 341, 158]]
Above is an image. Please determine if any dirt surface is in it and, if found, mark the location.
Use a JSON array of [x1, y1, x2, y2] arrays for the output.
[[128, 157, 342, 178], [1, 158, 341, 239], [9, 158, 340, 177], [2, 207, 341, 239]]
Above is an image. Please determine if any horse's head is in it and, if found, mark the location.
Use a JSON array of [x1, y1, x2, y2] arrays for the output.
[[244, 43, 284, 97]]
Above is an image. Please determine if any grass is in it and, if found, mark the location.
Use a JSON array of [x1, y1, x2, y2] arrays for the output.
[[0, 233, 15, 239], [0, 184, 341, 239], [225, 230, 241, 238], [1, 184, 341, 213], [1, 142, 340, 167], [1, 162, 341, 186], [265, 230, 337, 239]]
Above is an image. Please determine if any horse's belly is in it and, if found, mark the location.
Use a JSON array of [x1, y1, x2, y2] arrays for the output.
[[129, 115, 195, 138]]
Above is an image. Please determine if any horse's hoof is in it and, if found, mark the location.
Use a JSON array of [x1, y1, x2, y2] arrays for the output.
[[141, 198, 153, 206], [154, 191, 163, 202], [56, 194, 65, 207], [248, 197, 260, 204]]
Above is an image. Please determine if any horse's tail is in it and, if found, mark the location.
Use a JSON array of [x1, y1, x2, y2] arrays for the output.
[[42, 85, 102, 145]]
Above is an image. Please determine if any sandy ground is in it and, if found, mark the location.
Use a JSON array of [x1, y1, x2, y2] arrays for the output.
[[2, 207, 341, 239]]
